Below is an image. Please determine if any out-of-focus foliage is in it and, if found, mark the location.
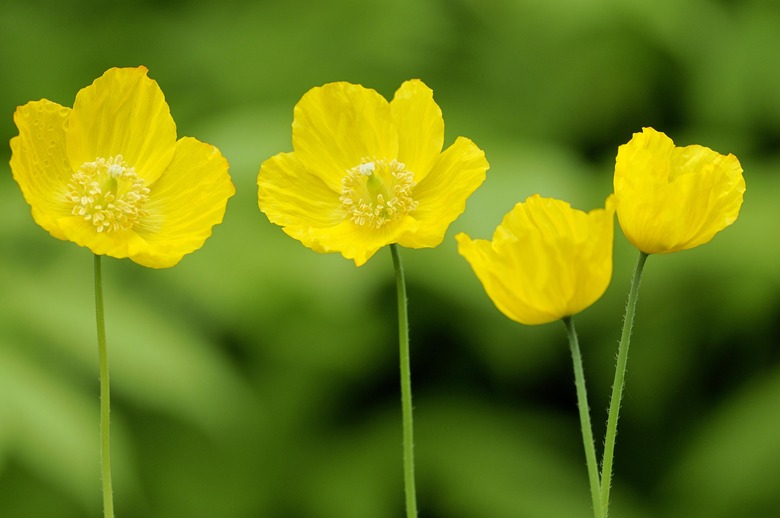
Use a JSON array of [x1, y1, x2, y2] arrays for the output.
[[1, 0, 778, 516]]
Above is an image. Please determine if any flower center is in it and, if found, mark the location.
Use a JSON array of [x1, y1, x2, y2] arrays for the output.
[[340, 158, 418, 229], [66, 155, 150, 233]]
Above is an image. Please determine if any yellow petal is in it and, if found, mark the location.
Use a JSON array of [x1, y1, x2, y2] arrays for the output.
[[9, 100, 74, 240], [284, 216, 419, 267], [390, 79, 444, 182], [258, 151, 421, 265], [66, 66, 176, 186], [397, 137, 488, 249], [55, 137, 232, 267], [130, 137, 235, 268], [614, 127, 745, 254], [457, 233, 560, 324], [58, 215, 151, 259], [291, 82, 398, 191], [663, 152, 744, 250], [258, 152, 344, 229], [457, 195, 614, 326]]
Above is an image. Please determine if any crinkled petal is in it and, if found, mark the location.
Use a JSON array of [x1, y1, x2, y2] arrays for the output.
[[58, 215, 150, 259], [292, 82, 398, 191], [662, 152, 744, 251], [555, 196, 614, 315], [397, 137, 488, 249], [390, 79, 444, 182], [457, 195, 614, 326], [258, 152, 344, 229], [130, 137, 235, 268], [66, 66, 176, 186], [457, 233, 560, 325], [486, 198, 577, 323], [614, 127, 745, 254], [10, 100, 74, 240], [56, 138, 233, 267], [284, 216, 418, 267]]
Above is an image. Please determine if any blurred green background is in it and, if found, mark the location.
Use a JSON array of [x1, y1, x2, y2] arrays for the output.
[[1, 0, 779, 516]]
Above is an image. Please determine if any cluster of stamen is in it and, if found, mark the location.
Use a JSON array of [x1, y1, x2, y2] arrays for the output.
[[66, 155, 149, 233], [340, 158, 418, 228]]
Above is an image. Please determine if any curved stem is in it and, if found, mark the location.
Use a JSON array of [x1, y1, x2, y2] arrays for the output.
[[94, 254, 114, 518], [600, 250, 649, 516], [562, 316, 602, 517], [390, 244, 418, 518]]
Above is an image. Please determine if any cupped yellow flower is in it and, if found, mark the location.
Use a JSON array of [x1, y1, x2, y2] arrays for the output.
[[613, 127, 745, 254], [10, 66, 235, 268], [257, 80, 489, 266], [456, 195, 615, 326]]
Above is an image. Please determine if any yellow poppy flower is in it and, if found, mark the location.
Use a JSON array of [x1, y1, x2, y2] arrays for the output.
[[613, 127, 745, 254], [456, 195, 615, 326], [257, 80, 489, 266], [10, 66, 235, 268]]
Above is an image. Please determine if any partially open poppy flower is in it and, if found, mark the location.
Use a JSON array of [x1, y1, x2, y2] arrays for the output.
[[457, 195, 615, 325], [613, 127, 744, 254]]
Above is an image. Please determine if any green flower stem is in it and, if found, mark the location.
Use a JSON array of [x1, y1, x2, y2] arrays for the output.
[[390, 244, 418, 518], [94, 254, 114, 518], [562, 316, 603, 517], [600, 250, 649, 517]]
